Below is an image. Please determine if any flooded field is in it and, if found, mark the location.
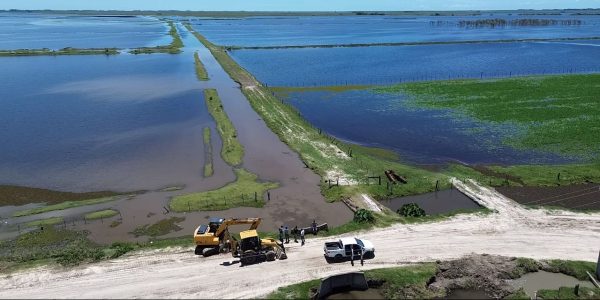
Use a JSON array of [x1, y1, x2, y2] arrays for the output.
[[231, 40, 600, 86], [279, 89, 572, 165], [0, 53, 220, 192], [190, 14, 600, 47], [0, 13, 169, 49], [497, 183, 600, 210], [510, 271, 595, 298]]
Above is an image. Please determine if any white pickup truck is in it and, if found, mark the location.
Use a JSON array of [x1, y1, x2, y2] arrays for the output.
[[323, 237, 375, 261]]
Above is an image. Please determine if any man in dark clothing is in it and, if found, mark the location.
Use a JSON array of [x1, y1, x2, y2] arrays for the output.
[[300, 228, 305, 246], [278, 225, 284, 244], [284, 226, 290, 244], [292, 226, 299, 243], [312, 219, 318, 235]]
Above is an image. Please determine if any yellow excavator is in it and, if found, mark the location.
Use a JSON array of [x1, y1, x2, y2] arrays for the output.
[[193, 217, 287, 265]]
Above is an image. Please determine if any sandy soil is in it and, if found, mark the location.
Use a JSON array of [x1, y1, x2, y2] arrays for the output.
[[0, 180, 598, 299]]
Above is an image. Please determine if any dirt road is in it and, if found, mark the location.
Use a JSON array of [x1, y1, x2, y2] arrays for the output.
[[1, 180, 598, 299]]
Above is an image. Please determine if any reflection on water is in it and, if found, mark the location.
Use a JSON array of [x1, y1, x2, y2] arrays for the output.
[[326, 289, 385, 300], [380, 189, 481, 215], [0, 54, 213, 192]]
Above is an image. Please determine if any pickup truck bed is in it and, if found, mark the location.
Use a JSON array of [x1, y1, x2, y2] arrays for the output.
[[324, 242, 341, 251]]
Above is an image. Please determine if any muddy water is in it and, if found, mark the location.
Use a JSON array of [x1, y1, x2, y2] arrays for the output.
[[24, 23, 352, 244], [441, 289, 492, 299], [379, 189, 481, 215], [326, 289, 385, 299], [510, 271, 595, 298]]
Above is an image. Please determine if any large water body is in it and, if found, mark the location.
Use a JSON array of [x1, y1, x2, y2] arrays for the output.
[[190, 14, 600, 47], [0, 13, 169, 49], [0, 53, 213, 192], [230, 40, 600, 86]]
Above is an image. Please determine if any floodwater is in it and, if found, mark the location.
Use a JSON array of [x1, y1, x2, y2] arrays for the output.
[[230, 40, 600, 86], [0, 13, 169, 49], [0, 53, 227, 193], [280, 89, 572, 165], [510, 271, 595, 298], [190, 14, 600, 47], [327, 289, 385, 299], [379, 189, 481, 215]]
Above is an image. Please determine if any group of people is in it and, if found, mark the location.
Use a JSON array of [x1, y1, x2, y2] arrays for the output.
[[278, 220, 318, 246]]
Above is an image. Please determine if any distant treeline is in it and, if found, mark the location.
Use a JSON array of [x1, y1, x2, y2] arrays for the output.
[[430, 18, 583, 28]]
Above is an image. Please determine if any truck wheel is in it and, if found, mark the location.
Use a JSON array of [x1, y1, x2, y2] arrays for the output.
[[335, 254, 343, 261], [202, 247, 216, 257], [366, 252, 375, 259], [194, 246, 204, 255], [265, 251, 276, 261]]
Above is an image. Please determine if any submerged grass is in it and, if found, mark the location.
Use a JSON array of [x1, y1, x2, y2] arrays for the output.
[[203, 127, 214, 177], [84, 209, 119, 221], [377, 74, 600, 159], [489, 163, 600, 186], [194, 51, 209, 80], [185, 23, 448, 201], [170, 168, 278, 211], [25, 217, 64, 228], [0, 47, 119, 56], [0, 185, 119, 207], [131, 217, 186, 237], [12, 196, 119, 217], [130, 21, 182, 54], [204, 89, 244, 166]]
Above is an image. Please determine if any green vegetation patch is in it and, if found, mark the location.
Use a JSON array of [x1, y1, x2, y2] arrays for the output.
[[84, 209, 119, 220], [203, 127, 214, 177], [0, 47, 119, 56], [170, 168, 278, 211], [25, 217, 64, 228], [130, 21, 182, 54], [194, 51, 209, 80], [131, 216, 186, 237], [377, 74, 600, 159], [490, 163, 600, 186], [545, 259, 598, 281], [13, 196, 119, 217], [537, 286, 600, 299], [204, 89, 244, 166]]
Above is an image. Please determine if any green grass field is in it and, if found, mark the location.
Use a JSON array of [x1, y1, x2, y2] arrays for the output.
[[13, 196, 119, 217], [84, 209, 119, 220], [204, 89, 244, 166], [377, 74, 600, 160], [194, 52, 209, 80], [131, 217, 185, 237], [170, 168, 278, 211], [203, 127, 214, 177]]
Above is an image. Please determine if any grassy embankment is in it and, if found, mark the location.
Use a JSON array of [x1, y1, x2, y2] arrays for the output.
[[24, 217, 64, 228], [0, 226, 193, 273], [12, 196, 120, 217], [0, 47, 119, 56], [185, 23, 449, 202], [130, 21, 183, 54], [203, 127, 214, 177], [204, 89, 244, 166], [0, 185, 119, 207], [84, 209, 119, 220], [194, 51, 209, 80], [377, 74, 600, 184], [268, 263, 441, 299], [131, 216, 185, 237], [170, 169, 278, 211]]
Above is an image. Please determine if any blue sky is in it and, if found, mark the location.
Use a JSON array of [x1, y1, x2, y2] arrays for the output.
[[2, 0, 599, 11]]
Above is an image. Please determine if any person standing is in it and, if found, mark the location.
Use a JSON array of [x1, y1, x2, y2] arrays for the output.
[[278, 225, 284, 244], [284, 226, 290, 244], [312, 219, 318, 235], [293, 226, 299, 243], [300, 228, 305, 246]]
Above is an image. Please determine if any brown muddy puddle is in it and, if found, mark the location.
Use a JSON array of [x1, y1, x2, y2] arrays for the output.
[[379, 189, 481, 215], [0, 23, 353, 244], [498, 183, 600, 210], [326, 289, 385, 299]]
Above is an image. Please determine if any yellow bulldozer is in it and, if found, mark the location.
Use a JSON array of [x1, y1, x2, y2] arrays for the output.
[[193, 217, 287, 265]]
